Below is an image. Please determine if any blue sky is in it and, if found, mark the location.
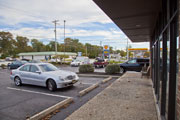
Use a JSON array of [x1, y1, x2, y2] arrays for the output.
[[0, 0, 149, 50]]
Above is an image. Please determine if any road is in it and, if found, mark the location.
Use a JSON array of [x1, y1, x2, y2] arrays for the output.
[[0, 68, 118, 120]]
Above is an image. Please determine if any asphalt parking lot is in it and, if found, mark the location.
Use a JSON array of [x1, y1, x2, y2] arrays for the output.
[[0, 69, 118, 120]]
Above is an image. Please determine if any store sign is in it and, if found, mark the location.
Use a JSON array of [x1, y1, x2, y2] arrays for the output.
[[103, 45, 109, 50], [103, 45, 109, 56]]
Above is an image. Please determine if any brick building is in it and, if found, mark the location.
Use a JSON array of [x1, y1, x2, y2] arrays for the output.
[[93, 0, 179, 120]]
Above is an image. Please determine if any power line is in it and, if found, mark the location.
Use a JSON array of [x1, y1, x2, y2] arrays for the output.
[[0, 2, 50, 21]]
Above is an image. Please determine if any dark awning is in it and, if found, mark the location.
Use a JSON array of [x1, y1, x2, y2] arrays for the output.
[[93, 0, 161, 42]]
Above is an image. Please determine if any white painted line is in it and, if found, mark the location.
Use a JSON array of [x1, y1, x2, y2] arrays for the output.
[[7, 87, 71, 99]]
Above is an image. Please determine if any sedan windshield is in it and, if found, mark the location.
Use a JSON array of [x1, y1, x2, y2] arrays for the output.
[[39, 64, 58, 72]]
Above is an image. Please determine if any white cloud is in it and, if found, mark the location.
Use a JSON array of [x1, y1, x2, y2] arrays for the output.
[[0, 0, 149, 49], [0, 0, 112, 26]]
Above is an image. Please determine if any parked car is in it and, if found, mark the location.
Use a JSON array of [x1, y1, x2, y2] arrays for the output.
[[5, 57, 13, 61], [50, 59, 61, 62], [70, 59, 82, 67], [119, 58, 149, 74], [21, 58, 30, 62], [71, 57, 90, 67], [93, 58, 109, 68], [29, 60, 42, 63], [10, 63, 79, 91], [8, 60, 28, 69]]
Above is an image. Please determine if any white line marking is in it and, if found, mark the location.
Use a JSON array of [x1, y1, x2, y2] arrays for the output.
[[7, 87, 71, 99]]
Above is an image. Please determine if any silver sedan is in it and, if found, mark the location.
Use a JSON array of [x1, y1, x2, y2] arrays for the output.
[[10, 63, 79, 91]]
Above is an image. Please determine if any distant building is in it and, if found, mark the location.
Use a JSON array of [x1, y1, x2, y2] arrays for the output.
[[18, 52, 77, 60]]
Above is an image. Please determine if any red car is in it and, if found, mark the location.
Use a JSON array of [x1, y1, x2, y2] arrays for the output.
[[93, 58, 109, 68]]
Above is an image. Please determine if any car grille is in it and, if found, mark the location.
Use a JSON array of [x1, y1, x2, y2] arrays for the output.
[[66, 75, 75, 80]]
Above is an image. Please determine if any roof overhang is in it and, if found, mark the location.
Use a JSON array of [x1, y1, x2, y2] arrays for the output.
[[93, 0, 161, 42]]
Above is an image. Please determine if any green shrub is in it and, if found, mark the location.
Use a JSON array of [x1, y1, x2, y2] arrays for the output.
[[109, 60, 123, 64], [105, 64, 120, 74], [79, 64, 94, 73], [1, 64, 6, 69]]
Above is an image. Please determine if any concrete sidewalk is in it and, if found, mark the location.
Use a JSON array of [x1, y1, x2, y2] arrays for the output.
[[66, 72, 158, 120]]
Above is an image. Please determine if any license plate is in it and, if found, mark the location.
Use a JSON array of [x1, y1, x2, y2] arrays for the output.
[[72, 80, 77, 83]]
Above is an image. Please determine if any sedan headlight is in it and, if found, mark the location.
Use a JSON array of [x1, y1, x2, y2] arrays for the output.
[[75, 74, 79, 79], [59, 76, 65, 81]]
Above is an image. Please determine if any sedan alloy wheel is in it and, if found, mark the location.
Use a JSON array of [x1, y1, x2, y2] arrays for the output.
[[14, 77, 22, 86]]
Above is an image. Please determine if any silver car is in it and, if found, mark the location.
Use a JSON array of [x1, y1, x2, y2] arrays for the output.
[[10, 63, 79, 91]]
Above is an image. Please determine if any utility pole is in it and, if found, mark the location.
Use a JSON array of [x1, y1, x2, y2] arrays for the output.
[[52, 20, 59, 62], [63, 20, 66, 62], [100, 41, 103, 59], [127, 38, 129, 60]]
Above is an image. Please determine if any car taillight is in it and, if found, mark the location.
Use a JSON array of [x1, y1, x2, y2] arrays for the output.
[[10, 71, 12, 75]]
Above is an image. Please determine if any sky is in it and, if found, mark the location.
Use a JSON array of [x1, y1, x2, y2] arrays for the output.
[[0, 0, 149, 50]]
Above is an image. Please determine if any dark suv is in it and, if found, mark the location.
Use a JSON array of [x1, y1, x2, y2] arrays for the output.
[[119, 58, 149, 74]]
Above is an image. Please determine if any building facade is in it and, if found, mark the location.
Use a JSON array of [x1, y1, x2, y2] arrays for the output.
[[19, 52, 77, 60], [93, 0, 179, 120]]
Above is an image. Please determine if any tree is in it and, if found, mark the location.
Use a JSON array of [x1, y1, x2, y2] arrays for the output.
[[0, 32, 15, 57], [31, 39, 45, 52], [46, 41, 61, 51], [16, 36, 32, 53], [116, 50, 126, 57]]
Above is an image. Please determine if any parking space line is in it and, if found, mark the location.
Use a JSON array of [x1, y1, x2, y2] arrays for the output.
[[7, 87, 71, 99]]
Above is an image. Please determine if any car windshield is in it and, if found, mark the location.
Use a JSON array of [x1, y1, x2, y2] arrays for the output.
[[39, 64, 58, 72]]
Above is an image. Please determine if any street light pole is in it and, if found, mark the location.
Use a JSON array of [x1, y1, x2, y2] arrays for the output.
[[64, 20, 66, 62], [127, 38, 129, 60], [52, 20, 59, 62]]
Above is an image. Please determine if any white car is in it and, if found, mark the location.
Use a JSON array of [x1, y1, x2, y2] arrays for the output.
[[50, 59, 61, 62], [70, 60, 82, 67], [10, 63, 79, 91]]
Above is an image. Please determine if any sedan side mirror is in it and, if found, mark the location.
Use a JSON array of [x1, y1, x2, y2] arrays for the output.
[[36, 71, 41, 74]]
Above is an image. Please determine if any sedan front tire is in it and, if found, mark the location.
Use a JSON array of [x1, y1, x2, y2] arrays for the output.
[[120, 67, 125, 74], [47, 79, 57, 91]]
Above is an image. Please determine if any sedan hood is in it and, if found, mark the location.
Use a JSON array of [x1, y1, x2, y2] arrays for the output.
[[46, 70, 76, 78]]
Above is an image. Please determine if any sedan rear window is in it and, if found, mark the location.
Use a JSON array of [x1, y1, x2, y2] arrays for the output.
[[39, 64, 58, 72], [19, 65, 30, 71]]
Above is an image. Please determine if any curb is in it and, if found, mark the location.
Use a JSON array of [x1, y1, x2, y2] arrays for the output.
[[27, 97, 73, 120], [78, 74, 119, 78], [151, 81, 161, 120], [79, 83, 99, 97], [101, 76, 112, 84]]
